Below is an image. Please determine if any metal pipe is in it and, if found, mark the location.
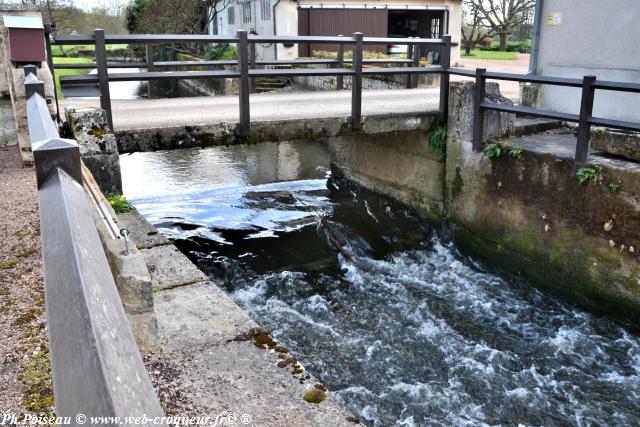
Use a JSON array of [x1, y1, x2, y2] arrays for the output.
[[528, 0, 544, 74]]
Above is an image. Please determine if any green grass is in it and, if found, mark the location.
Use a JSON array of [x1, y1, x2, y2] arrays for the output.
[[462, 50, 517, 60], [51, 44, 129, 57], [52, 56, 93, 98]]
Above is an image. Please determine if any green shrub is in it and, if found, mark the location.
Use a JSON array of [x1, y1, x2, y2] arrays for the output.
[[206, 43, 236, 61], [481, 39, 532, 54]]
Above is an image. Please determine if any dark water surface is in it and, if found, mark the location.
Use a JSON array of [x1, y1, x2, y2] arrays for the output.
[[121, 142, 640, 426]]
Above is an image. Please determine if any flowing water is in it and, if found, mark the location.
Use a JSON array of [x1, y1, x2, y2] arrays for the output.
[[121, 142, 640, 426]]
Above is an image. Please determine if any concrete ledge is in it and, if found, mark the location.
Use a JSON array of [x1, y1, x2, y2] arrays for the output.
[[142, 245, 208, 291], [115, 112, 440, 154], [152, 281, 358, 425], [116, 210, 171, 249]]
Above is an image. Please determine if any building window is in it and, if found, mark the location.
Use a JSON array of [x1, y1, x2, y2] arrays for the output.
[[431, 18, 441, 38], [261, 0, 271, 20], [228, 7, 235, 25], [242, 2, 252, 24]]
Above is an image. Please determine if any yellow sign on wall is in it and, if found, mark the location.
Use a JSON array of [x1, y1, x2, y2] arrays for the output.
[[546, 12, 563, 26]]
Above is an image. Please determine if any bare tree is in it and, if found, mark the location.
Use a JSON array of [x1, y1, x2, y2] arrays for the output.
[[465, 0, 536, 51], [461, 4, 494, 56]]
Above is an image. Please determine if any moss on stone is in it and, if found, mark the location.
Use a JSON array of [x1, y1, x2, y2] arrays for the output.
[[303, 388, 327, 404]]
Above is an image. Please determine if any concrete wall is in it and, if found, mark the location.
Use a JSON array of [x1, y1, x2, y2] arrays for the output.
[[536, 0, 640, 122], [445, 81, 640, 325], [329, 113, 445, 222]]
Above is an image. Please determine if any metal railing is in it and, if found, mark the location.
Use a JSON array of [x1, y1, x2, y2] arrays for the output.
[[25, 65, 165, 420], [51, 29, 454, 132], [450, 67, 640, 163], [51, 30, 640, 164]]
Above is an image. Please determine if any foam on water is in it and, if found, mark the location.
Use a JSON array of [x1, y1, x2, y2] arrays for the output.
[[223, 238, 640, 426], [121, 143, 640, 426]]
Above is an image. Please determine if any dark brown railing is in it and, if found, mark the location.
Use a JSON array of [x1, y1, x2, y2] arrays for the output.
[[449, 67, 640, 164], [51, 30, 640, 164], [51, 30, 453, 133]]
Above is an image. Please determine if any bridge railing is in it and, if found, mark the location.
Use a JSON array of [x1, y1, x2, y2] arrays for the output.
[[449, 67, 640, 163], [24, 65, 165, 421], [51, 30, 454, 132]]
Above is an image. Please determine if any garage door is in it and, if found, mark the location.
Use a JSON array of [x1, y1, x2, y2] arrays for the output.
[[298, 9, 389, 56]]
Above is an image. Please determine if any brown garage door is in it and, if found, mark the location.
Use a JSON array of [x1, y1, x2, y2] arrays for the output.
[[298, 8, 389, 56]]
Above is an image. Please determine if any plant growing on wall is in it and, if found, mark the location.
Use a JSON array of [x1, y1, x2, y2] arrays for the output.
[[429, 126, 447, 157], [576, 167, 601, 184], [483, 143, 502, 158]]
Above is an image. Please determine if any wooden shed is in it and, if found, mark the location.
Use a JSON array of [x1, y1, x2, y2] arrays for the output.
[[2, 15, 46, 64], [297, 6, 448, 56]]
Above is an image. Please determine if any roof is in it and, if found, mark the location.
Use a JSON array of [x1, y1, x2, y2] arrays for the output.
[[3, 15, 44, 30]]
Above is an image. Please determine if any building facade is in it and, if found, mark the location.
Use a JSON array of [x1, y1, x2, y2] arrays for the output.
[[210, 0, 462, 62], [532, 0, 640, 122]]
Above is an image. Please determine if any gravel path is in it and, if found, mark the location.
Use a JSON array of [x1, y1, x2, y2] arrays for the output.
[[0, 99, 52, 415]]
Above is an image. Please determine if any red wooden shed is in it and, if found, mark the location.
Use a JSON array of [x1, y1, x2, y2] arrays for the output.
[[3, 15, 46, 64]]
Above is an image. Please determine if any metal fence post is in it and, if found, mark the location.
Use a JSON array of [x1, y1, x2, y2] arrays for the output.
[[439, 35, 451, 121], [336, 35, 344, 90], [351, 32, 363, 129], [237, 30, 250, 136], [406, 38, 413, 89], [94, 29, 113, 130], [44, 24, 61, 123], [576, 75, 596, 164], [249, 41, 256, 94], [472, 68, 486, 152], [145, 43, 153, 99], [411, 38, 420, 88]]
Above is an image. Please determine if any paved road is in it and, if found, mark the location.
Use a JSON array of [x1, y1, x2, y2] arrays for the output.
[[61, 88, 440, 131]]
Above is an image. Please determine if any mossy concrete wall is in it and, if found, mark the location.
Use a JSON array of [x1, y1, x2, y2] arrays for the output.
[[446, 81, 640, 326]]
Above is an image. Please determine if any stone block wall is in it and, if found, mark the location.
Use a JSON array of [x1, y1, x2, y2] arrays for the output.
[[66, 106, 123, 194]]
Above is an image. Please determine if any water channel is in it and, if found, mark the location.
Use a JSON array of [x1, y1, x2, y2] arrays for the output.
[[120, 141, 640, 426]]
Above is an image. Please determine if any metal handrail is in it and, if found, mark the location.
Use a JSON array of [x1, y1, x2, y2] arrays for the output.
[[52, 29, 454, 132], [471, 67, 640, 163]]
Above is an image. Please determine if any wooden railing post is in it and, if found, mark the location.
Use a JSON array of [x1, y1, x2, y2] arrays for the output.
[[94, 29, 113, 130], [351, 32, 363, 129], [439, 35, 452, 121], [237, 30, 250, 136], [336, 35, 344, 90], [249, 41, 256, 94], [472, 68, 486, 152], [145, 43, 153, 99], [576, 75, 596, 164]]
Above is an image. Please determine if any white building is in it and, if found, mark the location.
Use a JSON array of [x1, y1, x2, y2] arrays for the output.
[[531, 0, 640, 123], [210, 0, 462, 62]]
